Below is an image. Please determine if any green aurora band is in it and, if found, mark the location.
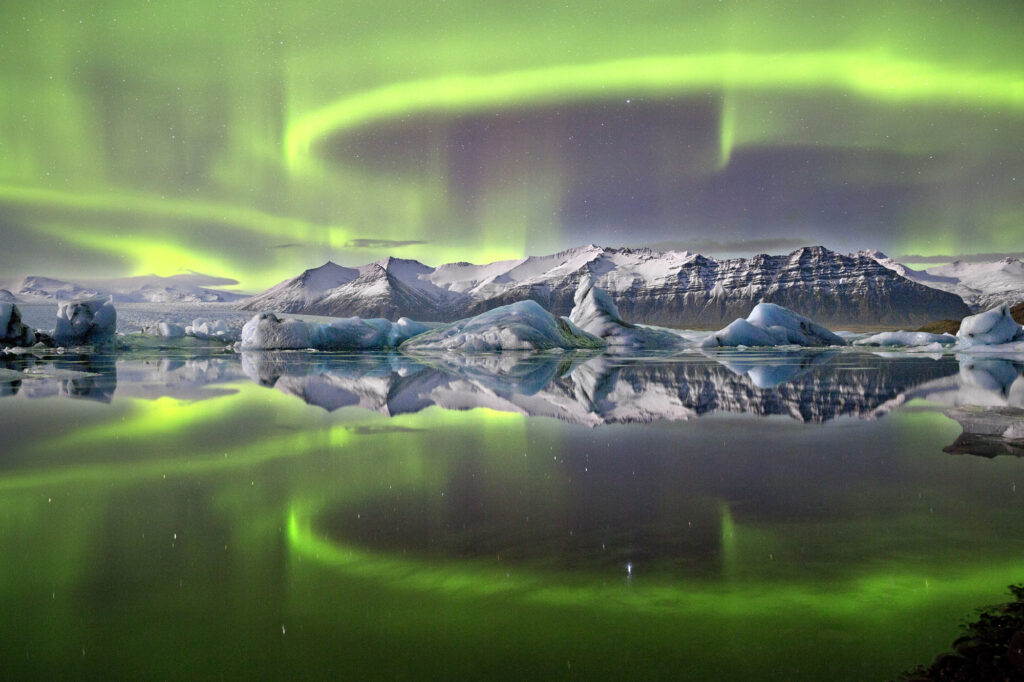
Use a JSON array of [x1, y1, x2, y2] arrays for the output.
[[1, 0, 1022, 288]]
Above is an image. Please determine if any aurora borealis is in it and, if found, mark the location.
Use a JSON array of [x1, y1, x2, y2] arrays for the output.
[[2, 1, 1022, 291]]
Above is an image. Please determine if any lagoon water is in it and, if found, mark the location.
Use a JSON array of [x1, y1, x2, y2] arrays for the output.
[[1, 347, 1023, 679]]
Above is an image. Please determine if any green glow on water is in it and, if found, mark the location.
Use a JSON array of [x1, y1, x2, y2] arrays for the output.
[[1, 363, 1023, 678], [285, 500, 1022, 618]]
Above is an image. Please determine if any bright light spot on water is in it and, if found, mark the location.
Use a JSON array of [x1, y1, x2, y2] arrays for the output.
[[626, 562, 632, 576]]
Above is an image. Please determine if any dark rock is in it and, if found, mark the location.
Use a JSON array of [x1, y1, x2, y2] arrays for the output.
[[0, 303, 37, 346]]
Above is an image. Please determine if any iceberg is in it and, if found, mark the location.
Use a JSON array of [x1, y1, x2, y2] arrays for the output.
[[185, 317, 236, 341], [239, 312, 313, 350], [238, 312, 440, 351], [310, 316, 438, 350], [0, 303, 38, 346], [699, 302, 846, 348], [853, 330, 956, 347], [150, 322, 186, 338], [52, 297, 117, 346], [401, 300, 605, 352], [568, 277, 687, 350], [956, 304, 1024, 348]]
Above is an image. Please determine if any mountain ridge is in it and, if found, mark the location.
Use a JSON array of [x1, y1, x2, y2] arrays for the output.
[[240, 245, 974, 328]]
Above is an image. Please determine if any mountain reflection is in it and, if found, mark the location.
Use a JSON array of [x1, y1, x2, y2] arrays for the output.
[[241, 350, 965, 425], [3, 350, 1023, 455]]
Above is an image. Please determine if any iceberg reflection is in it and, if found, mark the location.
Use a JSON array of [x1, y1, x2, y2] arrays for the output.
[[240, 350, 964, 425]]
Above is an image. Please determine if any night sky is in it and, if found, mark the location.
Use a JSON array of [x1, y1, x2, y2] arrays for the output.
[[1, 1, 1022, 291]]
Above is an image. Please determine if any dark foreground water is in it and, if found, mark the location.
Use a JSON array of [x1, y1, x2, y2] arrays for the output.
[[1, 348, 1023, 679]]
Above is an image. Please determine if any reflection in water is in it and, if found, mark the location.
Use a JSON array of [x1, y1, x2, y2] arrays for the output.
[[1, 347, 1024, 679], [242, 349, 964, 424], [900, 357, 1024, 457], [1, 352, 118, 402]]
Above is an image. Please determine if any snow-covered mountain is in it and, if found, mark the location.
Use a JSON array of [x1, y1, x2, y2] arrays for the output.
[[15, 274, 247, 303], [864, 251, 1024, 312], [242, 245, 970, 328]]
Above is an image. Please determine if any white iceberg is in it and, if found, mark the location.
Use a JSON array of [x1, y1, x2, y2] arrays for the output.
[[309, 316, 439, 350], [699, 303, 846, 348], [239, 313, 313, 350], [0, 303, 38, 346], [149, 322, 186, 338], [238, 312, 440, 351], [185, 317, 235, 341], [956, 304, 1024, 348], [853, 331, 956, 347], [568, 277, 687, 350], [52, 297, 117, 346], [401, 300, 605, 352]]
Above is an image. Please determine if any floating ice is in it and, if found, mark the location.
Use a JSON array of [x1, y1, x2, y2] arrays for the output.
[[310, 316, 439, 350], [0, 303, 37, 346], [700, 303, 846, 348], [239, 312, 440, 350], [186, 317, 234, 341], [956, 304, 1024, 348], [568, 277, 686, 350], [151, 322, 186, 338], [401, 300, 605, 352], [52, 297, 116, 347], [239, 313, 312, 350], [853, 331, 956, 347]]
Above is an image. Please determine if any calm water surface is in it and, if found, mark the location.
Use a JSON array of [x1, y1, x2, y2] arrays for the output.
[[1, 348, 1022, 679]]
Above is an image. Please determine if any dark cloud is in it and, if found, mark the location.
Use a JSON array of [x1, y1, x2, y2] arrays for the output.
[[896, 252, 1024, 264], [632, 237, 813, 256], [344, 238, 430, 249], [272, 243, 303, 249]]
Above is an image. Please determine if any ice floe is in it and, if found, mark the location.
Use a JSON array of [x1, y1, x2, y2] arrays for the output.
[[53, 297, 117, 347], [956, 304, 1024, 348], [400, 299, 605, 352], [699, 303, 846, 348], [186, 318, 235, 341], [568, 277, 687, 350], [150, 322, 186, 338], [238, 312, 440, 350], [853, 331, 956, 347], [239, 313, 314, 350]]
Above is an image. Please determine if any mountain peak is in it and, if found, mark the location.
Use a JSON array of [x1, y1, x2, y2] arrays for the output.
[[242, 243, 975, 326]]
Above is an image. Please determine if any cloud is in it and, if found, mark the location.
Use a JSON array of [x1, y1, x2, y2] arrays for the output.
[[88, 272, 240, 288], [896, 252, 1024, 264], [272, 243, 303, 249], [344, 238, 430, 249], [631, 237, 814, 255]]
